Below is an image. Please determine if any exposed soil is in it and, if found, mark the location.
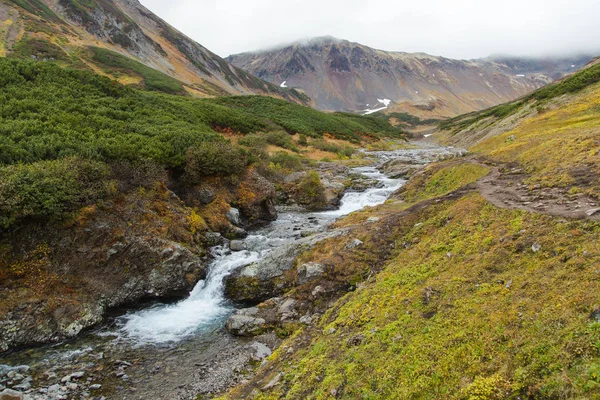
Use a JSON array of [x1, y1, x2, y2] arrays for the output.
[[475, 160, 600, 221]]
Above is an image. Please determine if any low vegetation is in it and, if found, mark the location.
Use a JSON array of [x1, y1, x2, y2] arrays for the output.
[[0, 58, 401, 231], [89, 47, 185, 94], [440, 60, 600, 133], [254, 193, 600, 399]]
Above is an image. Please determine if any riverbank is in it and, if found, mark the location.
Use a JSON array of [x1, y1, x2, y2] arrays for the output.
[[0, 142, 466, 400]]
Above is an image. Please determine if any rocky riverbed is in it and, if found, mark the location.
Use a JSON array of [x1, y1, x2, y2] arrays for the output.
[[0, 142, 466, 400]]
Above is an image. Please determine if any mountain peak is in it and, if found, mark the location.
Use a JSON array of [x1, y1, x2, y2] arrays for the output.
[[228, 40, 584, 116]]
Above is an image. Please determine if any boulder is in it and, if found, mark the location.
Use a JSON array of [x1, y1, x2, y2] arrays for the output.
[[225, 308, 268, 336], [297, 263, 325, 285], [226, 207, 242, 227], [230, 240, 247, 252]]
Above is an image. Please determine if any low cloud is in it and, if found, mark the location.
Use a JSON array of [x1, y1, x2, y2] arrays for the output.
[[140, 0, 600, 59]]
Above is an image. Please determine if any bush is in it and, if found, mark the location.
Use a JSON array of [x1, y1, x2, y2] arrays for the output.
[[239, 134, 268, 150], [294, 171, 327, 210], [265, 131, 299, 152], [268, 152, 305, 171], [185, 141, 248, 181], [298, 134, 308, 146], [0, 157, 110, 229]]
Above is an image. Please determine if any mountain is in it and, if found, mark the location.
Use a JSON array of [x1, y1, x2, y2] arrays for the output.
[[0, 0, 307, 101], [227, 37, 593, 117]]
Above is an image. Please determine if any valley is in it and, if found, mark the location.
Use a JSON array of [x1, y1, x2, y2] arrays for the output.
[[0, 1, 599, 399]]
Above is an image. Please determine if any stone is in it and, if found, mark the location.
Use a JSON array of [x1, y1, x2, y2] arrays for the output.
[[532, 243, 542, 253], [250, 342, 272, 361], [11, 380, 31, 392], [347, 334, 365, 346], [311, 285, 325, 297], [299, 315, 312, 325], [297, 263, 325, 284], [70, 372, 85, 379], [226, 207, 242, 227], [261, 373, 282, 391], [346, 239, 364, 249], [587, 208, 600, 217], [367, 217, 380, 223], [225, 314, 267, 336], [204, 232, 225, 247], [278, 298, 297, 320], [230, 240, 247, 252], [66, 383, 78, 391], [0, 389, 23, 400], [230, 227, 249, 239]]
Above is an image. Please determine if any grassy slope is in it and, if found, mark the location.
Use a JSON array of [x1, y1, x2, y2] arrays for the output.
[[224, 61, 600, 400]]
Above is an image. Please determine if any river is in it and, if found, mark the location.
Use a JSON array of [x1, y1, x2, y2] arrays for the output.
[[0, 144, 463, 399]]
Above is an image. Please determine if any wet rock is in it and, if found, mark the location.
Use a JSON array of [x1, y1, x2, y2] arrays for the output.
[[230, 240, 247, 252], [205, 232, 225, 246], [224, 231, 342, 304], [238, 170, 278, 228], [11, 379, 30, 392], [226, 208, 242, 227], [230, 226, 249, 239], [297, 263, 325, 285]]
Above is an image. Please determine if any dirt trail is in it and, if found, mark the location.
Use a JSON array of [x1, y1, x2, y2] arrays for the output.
[[475, 161, 600, 221]]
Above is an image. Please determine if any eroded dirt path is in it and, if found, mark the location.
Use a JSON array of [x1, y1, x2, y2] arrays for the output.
[[475, 160, 600, 221]]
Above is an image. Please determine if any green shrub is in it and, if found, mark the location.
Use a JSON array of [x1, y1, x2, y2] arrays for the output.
[[298, 134, 308, 146], [295, 171, 327, 210], [239, 133, 268, 150], [268, 152, 305, 171], [0, 157, 110, 229], [185, 141, 248, 181], [265, 131, 299, 152]]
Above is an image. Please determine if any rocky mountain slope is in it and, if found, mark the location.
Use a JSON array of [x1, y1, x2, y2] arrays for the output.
[[227, 37, 592, 117], [0, 0, 307, 101]]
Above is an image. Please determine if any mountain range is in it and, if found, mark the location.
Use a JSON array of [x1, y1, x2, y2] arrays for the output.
[[228, 37, 593, 117], [0, 0, 307, 102]]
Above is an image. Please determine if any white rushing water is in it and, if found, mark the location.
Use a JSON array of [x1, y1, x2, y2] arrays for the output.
[[118, 164, 404, 344]]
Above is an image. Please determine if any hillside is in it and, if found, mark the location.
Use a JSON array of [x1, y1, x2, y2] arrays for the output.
[[227, 37, 592, 117], [221, 54, 600, 399], [0, 57, 403, 353], [0, 0, 308, 102]]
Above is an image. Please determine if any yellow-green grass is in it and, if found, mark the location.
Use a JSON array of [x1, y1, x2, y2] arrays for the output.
[[238, 193, 600, 399], [472, 83, 600, 194], [400, 162, 491, 203]]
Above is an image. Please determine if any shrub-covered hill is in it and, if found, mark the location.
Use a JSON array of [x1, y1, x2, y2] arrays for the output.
[[0, 58, 402, 167], [0, 58, 403, 230]]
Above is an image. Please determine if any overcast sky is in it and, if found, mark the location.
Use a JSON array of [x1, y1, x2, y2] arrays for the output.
[[139, 0, 600, 59]]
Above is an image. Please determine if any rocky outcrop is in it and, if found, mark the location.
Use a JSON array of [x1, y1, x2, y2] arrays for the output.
[[0, 185, 208, 353], [224, 230, 344, 305]]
